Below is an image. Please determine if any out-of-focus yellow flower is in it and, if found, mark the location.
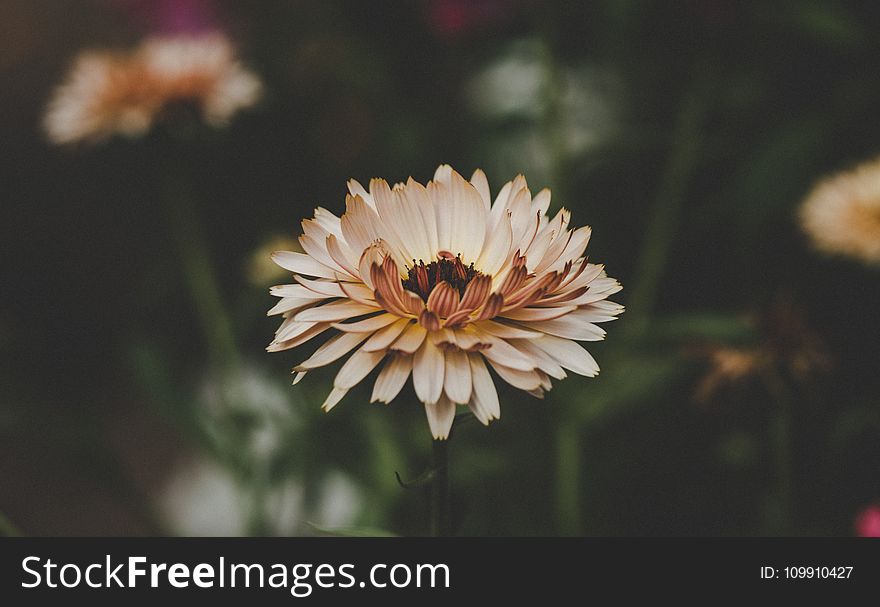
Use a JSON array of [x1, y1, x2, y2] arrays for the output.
[[247, 235, 302, 288], [799, 158, 880, 265], [44, 33, 262, 144], [267, 165, 623, 439]]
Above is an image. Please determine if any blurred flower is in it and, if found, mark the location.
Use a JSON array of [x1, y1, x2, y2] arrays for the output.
[[854, 503, 880, 537], [694, 347, 764, 404], [44, 33, 262, 144], [267, 165, 623, 439], [799, 157, 880, 265], [465, 39, 624, 184], [247, 235, 302, 287], [159, 455, 363, 536], [694, 295, 830, 404]]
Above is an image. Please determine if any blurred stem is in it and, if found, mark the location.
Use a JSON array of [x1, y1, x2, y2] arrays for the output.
[[766, 371, 795, 535], [555, 424, 581, 535], [158, 159, 239, 372], [430, 438, 450, 537], [0, 511, 21, 537], [625, 78, 710, 337]]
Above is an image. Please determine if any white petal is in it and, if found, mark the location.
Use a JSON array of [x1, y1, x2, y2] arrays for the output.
[[389, 321, 427, 354], [475, 319, 543, 339], [525, 315, 607, 341], [425, 394, 456, 439], [485, 360, 544, 390], [271, 251, 338, 279], [531, 335, 600, 377], [501, 305, 577, 322], [292, 370, 307, 385], [530, 188, 551, 217], [267, 322, 332, 352], [476, 211, 513, 276], [295, 331, 369, 370], [371, 354, 412, 403], [413, 338, 445, 405], [332, 312, 399, 333], [470, 168, 491, 212], [443, 348, 472, 404], [469, 327, 537, 371], [430, 180, 452, 255], [333, 346, 386, 389], [447, 171, 486, 263], [469, 353, 500, 421], [364, 318, 412, 352], [294, 300, 380, 322], [322, 387, 348, 411], [267, 297, 317, 316], [508, 338, 567, 379], [270, 283, 329, 299]]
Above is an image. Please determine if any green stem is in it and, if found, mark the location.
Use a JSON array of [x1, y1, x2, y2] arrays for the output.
[[160, 175, 239, 372], [766, 371, 795, 536], [625, 78, 709, 337], [430, 439, 450, 537], [555, 423, 581, 535]]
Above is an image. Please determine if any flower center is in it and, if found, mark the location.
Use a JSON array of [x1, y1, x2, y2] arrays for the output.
[[402, 252, 481, 301]]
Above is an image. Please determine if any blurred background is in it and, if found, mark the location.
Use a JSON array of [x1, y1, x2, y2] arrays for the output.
[[2, 0, 880, 537]]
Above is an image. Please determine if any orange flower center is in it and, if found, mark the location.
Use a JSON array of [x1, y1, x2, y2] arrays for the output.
[[402, 252, 482, 301]]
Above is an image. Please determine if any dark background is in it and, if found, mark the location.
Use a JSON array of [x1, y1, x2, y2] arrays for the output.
[[2, 0, 879, 536]]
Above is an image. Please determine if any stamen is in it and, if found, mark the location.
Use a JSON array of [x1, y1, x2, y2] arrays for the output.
[[402, 254, 482, 301]]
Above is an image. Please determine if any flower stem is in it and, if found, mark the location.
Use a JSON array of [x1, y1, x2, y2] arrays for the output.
[[625, 77, 710, 337], [160, 174, 239, 372], [430, 438, 451, 537], [766, 371, 795, 535], [555, 423, 581, 535]]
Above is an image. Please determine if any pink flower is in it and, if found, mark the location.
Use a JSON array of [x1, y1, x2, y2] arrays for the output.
[[855, 504, 880, 537], [102, 0, 218, 35], [426, 0, 523, 39]]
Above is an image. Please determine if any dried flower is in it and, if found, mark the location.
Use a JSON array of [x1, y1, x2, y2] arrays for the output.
[[44, 33, 262, 144], [268, 165, 623, 439]]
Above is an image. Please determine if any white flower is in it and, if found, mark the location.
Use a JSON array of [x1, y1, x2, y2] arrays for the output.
[[268, 165, 623, 439]]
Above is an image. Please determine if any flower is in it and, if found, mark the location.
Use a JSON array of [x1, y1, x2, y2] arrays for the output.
[[268, 165, 623, 439], [799, 158, 880, 265], [44, 33, 262, 144], [855, 503, 880, 537]]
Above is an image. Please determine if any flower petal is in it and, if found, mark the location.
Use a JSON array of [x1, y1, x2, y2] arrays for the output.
[[332, 312, 399, 333], [294, 331, 369, 370], [469, 353, 500, 421], [413, 338, 445, 405], [443, 347, 472, 404], [425, 394, 456, 439], [271, 250, 338, 279], [389, 321, 427, 354], [333, 345, 386, 390], [294, 300, 381, 322], [371, 354, 413, 403]]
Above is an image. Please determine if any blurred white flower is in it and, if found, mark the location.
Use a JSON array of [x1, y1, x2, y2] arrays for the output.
[[159, 456, 248, 536], [465, 39, 624, 183], [44, 32, 262, 144], [159, 455, 363, 536]]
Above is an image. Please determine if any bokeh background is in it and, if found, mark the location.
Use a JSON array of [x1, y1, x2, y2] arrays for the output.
[[2, 0, 880, 536]]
